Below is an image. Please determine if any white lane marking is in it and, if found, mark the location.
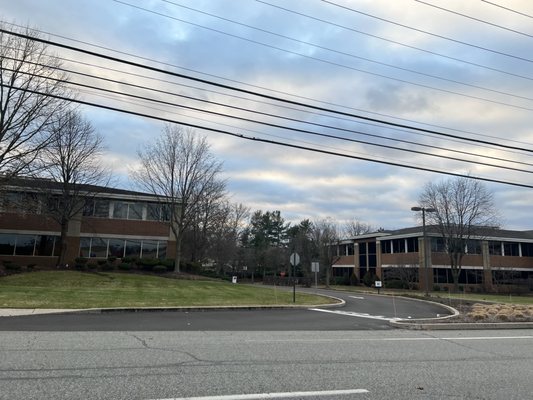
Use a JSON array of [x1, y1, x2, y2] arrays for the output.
[[244, 336, 533, 344], [151, 389, 369, 400], [349, 296, 365, 299], [309, 308, 400, 322]]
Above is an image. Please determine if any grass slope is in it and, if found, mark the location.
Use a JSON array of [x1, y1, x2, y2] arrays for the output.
[[0, 271, 332, 309]]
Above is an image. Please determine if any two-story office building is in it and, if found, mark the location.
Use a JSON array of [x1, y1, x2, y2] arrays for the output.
[[0, 178, 175, 268], [333, 226, 533, 292]]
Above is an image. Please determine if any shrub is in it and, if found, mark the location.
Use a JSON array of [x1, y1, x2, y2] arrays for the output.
[[26, 263, 37, 271], [97, 259, 108, 266], [162, 259, 175, 269], [182, 261, 201, 274], [138, 258, 159, 271], [385, 280, 408, 289], [74, 257, 88, 265], [101, 262, 115, 271], [122, 256, 138, 264], [362, 271, 375, 287], [118, 262, 132, 271], [74, 263, 87, 271], [496, 313, 510, 321], [87, 263, 98, 270], [3, 261, 21, 271], [153, 265, 168, 273], [433, 284, 441, 292], [107, 256, 117, 263]]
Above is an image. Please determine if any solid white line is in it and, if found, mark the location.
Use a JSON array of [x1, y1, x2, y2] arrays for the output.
[[349, 296, 365, 299], [309, 308, 400, 322], [152, 389, 369, 400]]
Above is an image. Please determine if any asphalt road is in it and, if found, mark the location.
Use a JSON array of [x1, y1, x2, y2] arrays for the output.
[[1, 329, 532, 400], [0, 289, 453, 331]]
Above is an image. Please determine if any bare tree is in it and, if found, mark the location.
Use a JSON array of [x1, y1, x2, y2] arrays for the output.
[[0, 23, 70, 180], [132, 124, 225, 273], [39, 109, 108, 266], [418, 176, 498, 291], [312, 218, 340, 288], [343, 217, 373, 238], [208, 202, 250, 273]]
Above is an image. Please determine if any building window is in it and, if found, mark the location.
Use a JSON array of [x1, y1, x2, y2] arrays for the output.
[[431, 237, 446, 253], [34, 235, 56, 256], [392, 239, 405, 253], [112, 201, 145, 220], [94, 200, 110, 218], [522, 243, 533, 257], [406, 237, 419, 253], [466, 240, 482, 255], [0, 234, 16, 255], [141, 240, 158, 258], [125, 240, 142, 258], [347, 243, 354, 255], [503, 242, 520, 257], [381, 240, 391, 254], [79, 237, 167, 259], [108, 239, 125, 258], [157, 241, 167, 259], [488, 241, 502, 255], [15, 235, 36, 255], [83, 199, 111, 217]]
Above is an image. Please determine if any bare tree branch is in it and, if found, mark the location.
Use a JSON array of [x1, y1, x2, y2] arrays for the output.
[[0, 23, 71, 179], [131, 124, 225, 273]]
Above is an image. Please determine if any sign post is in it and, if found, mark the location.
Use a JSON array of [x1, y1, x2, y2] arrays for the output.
[[311, 261, 320, 288], [289, 253, 300, 303], [375, 280, 382, 294]]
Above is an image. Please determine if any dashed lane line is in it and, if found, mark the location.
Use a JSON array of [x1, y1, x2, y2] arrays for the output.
[[151, 388, 369, 400]]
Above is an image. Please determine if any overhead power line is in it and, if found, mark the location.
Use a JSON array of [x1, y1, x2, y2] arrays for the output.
[[321, 0, 533, 64], [4, 20, 532, 149], [257, 0, 533, 83], [114, 0, 533, 112], [2, 28, 531, 155], [481, 0, 533, 19], [17, 47, 530, 163], [12, 84, 533, 190], [10, 53, 532, 172], [416, 0, 533, 38]]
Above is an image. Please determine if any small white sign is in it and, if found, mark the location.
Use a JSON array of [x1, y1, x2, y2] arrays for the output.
[[232, 276, 237, 284], [311, 262, 319, 272], [375, 281, 382, 288]]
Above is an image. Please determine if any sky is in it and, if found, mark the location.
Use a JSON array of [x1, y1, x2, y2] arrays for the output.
[[1, 0, 532, 231]]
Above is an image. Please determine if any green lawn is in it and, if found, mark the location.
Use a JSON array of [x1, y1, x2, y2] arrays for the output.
[[0, 271, 334, 309]]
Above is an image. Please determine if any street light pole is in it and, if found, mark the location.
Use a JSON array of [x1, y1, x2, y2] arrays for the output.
[[411, 206, 436, 296]]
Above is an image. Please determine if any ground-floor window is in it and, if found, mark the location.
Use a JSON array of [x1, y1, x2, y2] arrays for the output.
[[433, 268, 483, 284], [0, 233, 60, 256], [79, 237, 168, 259]]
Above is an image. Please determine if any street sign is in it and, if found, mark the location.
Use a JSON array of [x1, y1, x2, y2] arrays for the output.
[[375, 281, 382, 288], [311, 262, 319, 272], [289, 252, 300, 266]]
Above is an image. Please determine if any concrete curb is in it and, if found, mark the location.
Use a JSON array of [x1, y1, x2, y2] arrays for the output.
[[0, 295, 346, 317], [390, 320, 533, 330]]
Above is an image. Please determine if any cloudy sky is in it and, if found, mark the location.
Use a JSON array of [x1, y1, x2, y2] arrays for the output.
[[2, 0, 532, 231]]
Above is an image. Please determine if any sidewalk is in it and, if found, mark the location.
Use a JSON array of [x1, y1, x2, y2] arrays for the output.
[[0, 309, 82, 317]]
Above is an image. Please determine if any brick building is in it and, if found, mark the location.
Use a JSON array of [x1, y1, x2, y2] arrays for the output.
[[0, 178, 175, 268], [333, 226, 533, 292]]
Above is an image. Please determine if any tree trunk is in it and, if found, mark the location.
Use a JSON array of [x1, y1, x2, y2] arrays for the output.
[[58, 220, 69, 267], [174, 238, 182, 273]]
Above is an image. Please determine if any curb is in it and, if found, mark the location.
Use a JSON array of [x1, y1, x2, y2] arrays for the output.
[[0, 295, 346, 317], [390, 320, 533, 330]]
